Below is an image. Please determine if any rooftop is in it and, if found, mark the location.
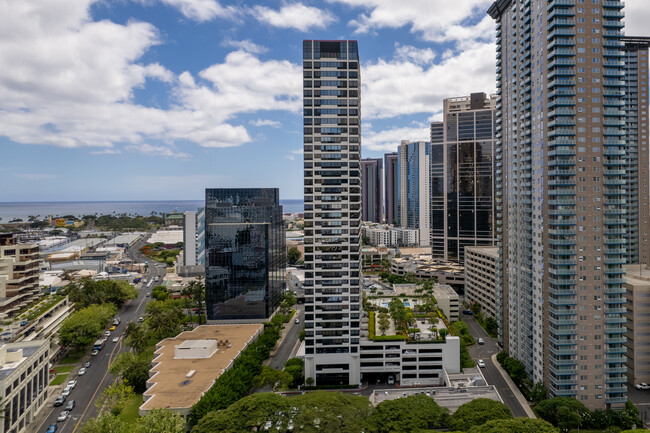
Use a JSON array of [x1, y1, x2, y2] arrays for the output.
[[465, 245, 499, 258], [141, 324, 263, 413], [369, 385, 502, 413]]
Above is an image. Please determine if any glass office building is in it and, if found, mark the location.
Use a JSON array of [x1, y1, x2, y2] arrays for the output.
[[204, 188, 285, 321], [397, 140, 431, 247]]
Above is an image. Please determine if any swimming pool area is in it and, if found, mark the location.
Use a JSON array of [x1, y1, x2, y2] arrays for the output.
[[379, 301, 413, 308]]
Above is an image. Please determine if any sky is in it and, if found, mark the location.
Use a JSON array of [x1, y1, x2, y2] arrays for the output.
[[1, 0, 649, 202]]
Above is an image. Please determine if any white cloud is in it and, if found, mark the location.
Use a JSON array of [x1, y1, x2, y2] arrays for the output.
[[251, 3, 337, 32], [250, 119, 282, 127], [90, 148, 122, 155], [284, 148, 303, 160], [125, 143, 190, 159], [394, 43, 436, 65], [625, 0, 650, 37], [136, 0, 240, 22], [363, 125, 430, 152], [221, 38, 268, 54], [327, 0, 493, 43], [362, 42, 496, 119]]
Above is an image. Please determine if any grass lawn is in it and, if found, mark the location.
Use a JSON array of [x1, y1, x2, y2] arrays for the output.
[[59, 350, 85, 365], [118, 394, 143, 424], [52, 365, 75, 373], [49, 374, 68, 386]]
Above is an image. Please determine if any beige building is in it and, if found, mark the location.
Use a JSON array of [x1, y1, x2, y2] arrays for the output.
[[464, 246, 499, 321], [624, 266, 650, 386], [432, 284, 460, 323], [0, 340, 50, 433], [141, 324, 263, 417], [390, 256, 465, 286], [0, 235, 40, 319]]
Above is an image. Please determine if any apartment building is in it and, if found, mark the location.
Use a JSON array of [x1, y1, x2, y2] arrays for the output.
[[361, 158, 383, 223], [0, 235, 40, 320], [623, 266, 650, 386], [464, 246, 499, 322], [303, 40, 362, 386], [384, 152, 399, 226], [397, 140, 431, 247]]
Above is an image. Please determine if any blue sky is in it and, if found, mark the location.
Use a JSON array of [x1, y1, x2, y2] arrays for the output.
[[0, 0, 648, 202]]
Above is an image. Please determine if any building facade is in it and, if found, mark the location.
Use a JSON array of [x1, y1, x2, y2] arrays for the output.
[[204, 188, 285, 321], [303, 40, 362, 386], [361, 158, 383, 223], [183, 208, 206, 267], [621, 38, 650, 266], [0, 235, 40, 320], [397, 140, 431, 247], [363, 225, 420, 247], [623, 266, 650, 386], [384, 152, 399, 226], [489, 0, 629, 408], [464, 246, 499, 321], [0, 340, 50, 433], [430, 93, 497, 263]]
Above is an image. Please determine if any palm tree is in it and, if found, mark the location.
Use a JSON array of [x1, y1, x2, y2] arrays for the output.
[[181, 287, 194, 327]]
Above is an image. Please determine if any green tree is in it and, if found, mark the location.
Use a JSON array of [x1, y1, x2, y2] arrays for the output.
[[135, 409, 185, 433], [468, 418, 558, 433], [368, 394, 449, 433], [124, 323, 149, 353], [187, 277, 205, 324], [110, 352, 151, 393], [557, 406, 583, 433], [95, 382, 135, 416], [292, 391, 373, 433], [287, 247, 302, 265], [58, 304, 117, 350], [192, 393, 290, 433], [449, 398, 513, 431], [378, 312, 390, 335], [534, 397, 590, 428], [64, 279, 137, 308], [151, 285, 169, 301], [284, 358, 304, 388], [252, 366, 293, 391], [81, 414, 127, 433], [530, 382, 547, 405]]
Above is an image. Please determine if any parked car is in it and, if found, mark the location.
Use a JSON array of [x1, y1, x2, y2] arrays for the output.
[[138, 317, 144, 323], [61, 387, 72, 397], [91, 350, 99, 356], [84, 361, 91, 368], [65, 400, 75, 411], [46, 423, 58, 433], [635, 383, 650, 390], [145, 293, 151, 297], [387, 375, 395, 385], [109, 325, 116, 331], [53, 396, 66, 407], [67, 380, 77, 389], [112, 337, 119, 343], [462, 310, 473, 315], [295, 318, 300, 324], [478, 338, 485, 345], [57, 411, 69, 422], [478, 359, 486, 368], [103, 331, 111, 337], [78, 367, 87, 376]]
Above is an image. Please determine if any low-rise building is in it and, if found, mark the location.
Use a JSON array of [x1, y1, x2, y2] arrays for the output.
[[432, 284, 460, 323], [464, 246, 498, 320], [390, 256, 465, 286], [0, 340, 50, 433], [141, 324, 263, 418], [624, 265, 650, 386], [362, 225, 420, 247]]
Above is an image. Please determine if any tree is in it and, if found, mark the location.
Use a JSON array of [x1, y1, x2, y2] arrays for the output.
[[378, 312, 390, 335], [530, 382, 547, 405], [95, 382, 135, 416], [110, 352, 151, 393], [287, 247, 302, 265], [186, 277, 205, 324], [557, 406, 583, 433], [81, 414, 127, 433], [468, 418, 558, 433], [65, 279, 138, 308], [59, 304, 117, 350], [135, 409, 185, 433], [291, 391, 373, 433], [151, 285, 169, 301], [284, 358, 304, 388], [534, 397, 590, 428], [192, 393, 291, 433], [369, 394, 449, 433], [252, 366, 293, 391], [449, 398, 513, 431], [484, 317, 499, 337], [124, 323, 149, 353]]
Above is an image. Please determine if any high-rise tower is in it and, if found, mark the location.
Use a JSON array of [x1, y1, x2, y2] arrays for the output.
[[384, 152, 399, 225], [397, 140, 431, 247], [430, 93, 497, 262], [489, 0, 629, 409], [361, 158, 383, 223], [302, 40, 361, 386]]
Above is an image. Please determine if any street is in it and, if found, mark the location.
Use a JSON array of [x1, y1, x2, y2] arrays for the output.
[[32, 236, 166, 433], [267, 307, 304, 370], [463, 314, 530, 418]]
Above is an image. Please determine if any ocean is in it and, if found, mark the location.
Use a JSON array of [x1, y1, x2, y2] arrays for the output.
[[0, 200, 304, 222]]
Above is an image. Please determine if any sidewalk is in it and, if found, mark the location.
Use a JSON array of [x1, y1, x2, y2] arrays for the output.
[[490, 354, 536, 418]]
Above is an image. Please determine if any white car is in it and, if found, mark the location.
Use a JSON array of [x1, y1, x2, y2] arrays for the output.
[[112, 337, 119, 343], [103, 331, 111, 337], [78, 367, 87, 376], [57, 411, 69, 422], [478, 359, 486, 368], [635, 383, 650, 390], [478, 338, 485, 345], [67, 380, 77, 389], [91, 350, 99, 356], [61, 387, 72, 397]]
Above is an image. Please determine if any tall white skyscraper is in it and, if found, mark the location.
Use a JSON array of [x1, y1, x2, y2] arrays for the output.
[[302, 40, 362, 385], [397, 140, 431, 247]]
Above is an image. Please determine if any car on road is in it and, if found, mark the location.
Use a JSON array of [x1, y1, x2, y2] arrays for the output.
[[91, 349, 99, 356], [478, 359, 486, 368], [146, 292, 151, 297], [84, 361, 91, 368], [635, 383, 650, 390], [65, 400, 75, 411], [112, 337, 119, 343], [103, 331, 111, 337], [462, 310, 473, 315], [57, 411, 69, 422], [109, 325, 116, 331], [67, 380, 77, 389], [78, 367, 87, 376], [46, 423, 58, 432], [61, 387, 72, 397], [53, 396, 66, 407], [138, 317, 144, 323], [478, 338, 485, 345], [295, 318, 300, 324]]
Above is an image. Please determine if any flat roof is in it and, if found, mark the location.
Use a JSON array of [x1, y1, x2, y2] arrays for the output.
[[141, 324, 263, 412], [465, 245, 499, 258], [370, 385, 502, 413]]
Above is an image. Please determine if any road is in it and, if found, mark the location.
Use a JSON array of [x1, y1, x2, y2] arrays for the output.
[[463, 315, 530, 418], [267, 307, 304, 370], [34, 239, 166, 433]]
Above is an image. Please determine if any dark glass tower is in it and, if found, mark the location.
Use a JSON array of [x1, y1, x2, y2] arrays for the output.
[[204, 188, 285, 321]]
